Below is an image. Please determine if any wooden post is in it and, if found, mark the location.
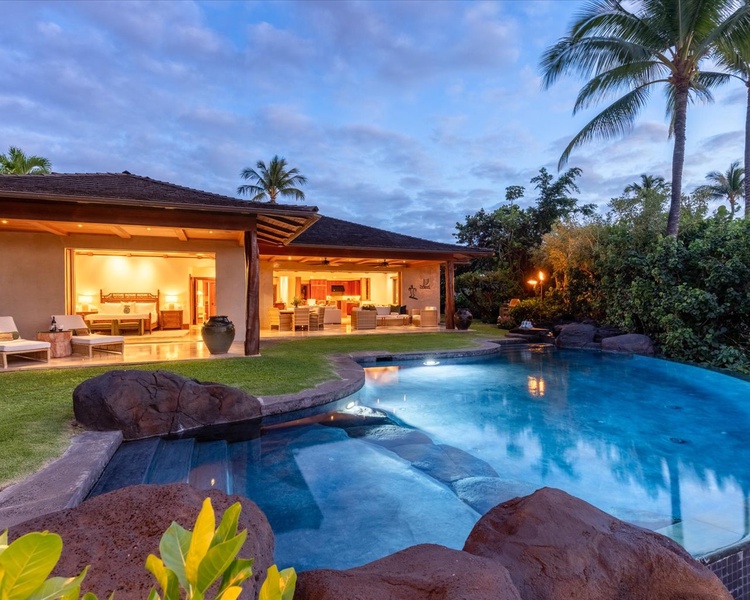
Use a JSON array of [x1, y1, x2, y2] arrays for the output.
[[444, 259, 455, 330], [244, 218, 260, 356]]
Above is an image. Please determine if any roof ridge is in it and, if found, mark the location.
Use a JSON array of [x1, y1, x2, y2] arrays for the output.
[[20, 171, 318, 211]]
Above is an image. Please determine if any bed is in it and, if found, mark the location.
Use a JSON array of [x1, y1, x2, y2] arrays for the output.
[[84, 290, 161, 335]]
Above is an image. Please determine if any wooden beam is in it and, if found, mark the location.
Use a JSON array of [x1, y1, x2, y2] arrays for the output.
[[244, 217, 260, 356], [174, 228, 188, 241], [35, 222, 68, 236], [444, 259, 456, 330], [111, 226, 132, 239]]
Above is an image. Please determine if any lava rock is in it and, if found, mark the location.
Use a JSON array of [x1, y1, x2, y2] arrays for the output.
[[601, 333, 655, 356], [555, 323, 597, 348], [463, 487, 731, 600], [9, 483, 274, 600], [73, 370, 262, 440], [296, 543, 522, 600]]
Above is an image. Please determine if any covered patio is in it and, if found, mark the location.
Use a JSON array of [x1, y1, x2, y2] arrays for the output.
[[0, 173, 490, 361]]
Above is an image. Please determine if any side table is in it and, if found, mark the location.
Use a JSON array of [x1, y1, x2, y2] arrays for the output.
[[37, 331, 73, 358], [160, 309, 184, 330]]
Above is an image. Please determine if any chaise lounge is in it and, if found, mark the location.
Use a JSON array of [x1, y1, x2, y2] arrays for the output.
[[52, 314, 125, 357], [0, 316, 51, 368]]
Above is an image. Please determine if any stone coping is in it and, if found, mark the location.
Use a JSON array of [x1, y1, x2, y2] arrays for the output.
[[0, 338, 522, 529], [0, 431, 122, 529]]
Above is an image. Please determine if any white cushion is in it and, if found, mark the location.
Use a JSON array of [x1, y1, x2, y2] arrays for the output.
[[0, 339, 51, 351], [70, 334, 124, 346], [375, 306, 390, 315], [52, 314, 87, 330]]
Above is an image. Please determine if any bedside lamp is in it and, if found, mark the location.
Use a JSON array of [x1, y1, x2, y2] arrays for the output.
[[166, 294, 179, 310], [78, 295, 93, 312]]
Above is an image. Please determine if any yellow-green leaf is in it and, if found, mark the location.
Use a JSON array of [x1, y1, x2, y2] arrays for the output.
[[211, 504, 241, 548], [158, 523, 191, 589], [185, 499, 215, 587], [258, 565, 280, 600], [0, 532, 62, 600], [26, 568, 87, 600], [278, 568, 296, 600], [219, 558, 253, 591], [216, 585, 242, 600], [145, 555, 179, 600], [195, 532, 247, 594]]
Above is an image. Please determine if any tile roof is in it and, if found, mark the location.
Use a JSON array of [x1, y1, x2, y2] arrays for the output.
[[0, 172, 318, 215], [291, 215, 490, 255]]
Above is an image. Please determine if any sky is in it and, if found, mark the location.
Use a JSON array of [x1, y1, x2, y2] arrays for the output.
[[1, 1, 746, 243]]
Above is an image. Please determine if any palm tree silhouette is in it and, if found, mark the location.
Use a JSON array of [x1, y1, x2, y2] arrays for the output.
[[541, 0, 750, 236], [237, 156, 307, 203], [696, 160, 745, 219], [0, 146, 51, 174]]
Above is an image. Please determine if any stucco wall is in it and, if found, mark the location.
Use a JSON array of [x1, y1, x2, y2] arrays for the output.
[[402, 264, 441, 314], [215, 247, 246, 342], [0, 233, 66, 337]]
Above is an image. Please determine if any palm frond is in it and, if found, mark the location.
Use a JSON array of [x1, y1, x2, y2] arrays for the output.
[[559, 85, 652, 169], [573, 59, 666, 112]]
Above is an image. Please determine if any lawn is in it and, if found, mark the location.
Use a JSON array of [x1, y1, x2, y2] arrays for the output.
[[0, 325, 505, 488]]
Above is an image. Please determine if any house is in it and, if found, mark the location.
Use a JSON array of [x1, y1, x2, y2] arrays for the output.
[[0, 172, 491, 354]]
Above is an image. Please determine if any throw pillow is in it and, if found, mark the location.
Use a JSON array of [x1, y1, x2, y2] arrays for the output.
[[0, 332, 14, 341], [73, 328, 91, 336]]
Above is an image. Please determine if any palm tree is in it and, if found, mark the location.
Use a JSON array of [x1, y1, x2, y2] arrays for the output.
[[237, 155, 307, 203], [541, 0, 750, 237], [714, 40, 750, 218], [696, 160, 745, 219], [0, 146, 51, 174], [624, 174, 670, 196]]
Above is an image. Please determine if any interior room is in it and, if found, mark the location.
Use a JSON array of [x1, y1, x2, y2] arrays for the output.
[[70, 249, 217, 334]]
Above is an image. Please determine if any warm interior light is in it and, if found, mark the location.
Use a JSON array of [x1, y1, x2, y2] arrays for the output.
[[166, 294, 179, 309], [77, 224, 83, 228], [1, 219, 7, 224], [78, 295, 94, 311], [527, 279, 538, 286], [538, 271, 545, 281]]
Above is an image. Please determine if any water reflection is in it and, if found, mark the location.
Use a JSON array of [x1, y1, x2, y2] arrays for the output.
[[357, 349, 750, 556]]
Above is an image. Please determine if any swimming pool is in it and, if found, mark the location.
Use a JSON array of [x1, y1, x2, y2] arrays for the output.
[[90, 346, 750, 573]]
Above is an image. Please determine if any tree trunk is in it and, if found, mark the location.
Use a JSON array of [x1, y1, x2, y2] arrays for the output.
[[444, 260, 455, 329], [244, 222, 260, 356], [666, 86, 690, 237], [745, 82, 750, 219]]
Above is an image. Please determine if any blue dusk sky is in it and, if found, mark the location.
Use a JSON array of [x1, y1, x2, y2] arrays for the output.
[[1, 1, 746, 242]]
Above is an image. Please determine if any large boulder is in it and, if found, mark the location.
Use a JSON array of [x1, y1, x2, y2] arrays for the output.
[[601, 333, 655, 356], [74, 370, 262, 440], [555, 323, 597, 348], [463, 487, 731, 600], [9, 483, 274, 599], [296, 543, 522, 600]]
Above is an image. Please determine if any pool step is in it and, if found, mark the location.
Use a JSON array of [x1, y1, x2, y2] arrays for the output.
[[189, 440, 230, 494], [146, 438, 195, 485], [88, 438, 233, 499], [88, 438, 161, 497]]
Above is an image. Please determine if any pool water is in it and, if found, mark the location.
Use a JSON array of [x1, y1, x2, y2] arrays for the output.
[[91, 347, 750, 572]]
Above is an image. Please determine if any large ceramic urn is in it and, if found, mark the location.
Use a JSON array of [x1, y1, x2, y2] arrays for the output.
[[201, 316, 236, 354], [454, 308, 473, 330]]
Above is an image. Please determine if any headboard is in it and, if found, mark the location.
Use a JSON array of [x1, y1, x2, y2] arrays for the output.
[[100, 290, 160, 312]]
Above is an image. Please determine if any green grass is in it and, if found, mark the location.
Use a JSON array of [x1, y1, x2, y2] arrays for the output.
[[0, 326, 505, 488]]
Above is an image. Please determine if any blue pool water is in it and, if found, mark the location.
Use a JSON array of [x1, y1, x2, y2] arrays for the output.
[[91, 347, 750, 572]]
